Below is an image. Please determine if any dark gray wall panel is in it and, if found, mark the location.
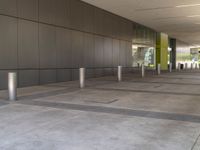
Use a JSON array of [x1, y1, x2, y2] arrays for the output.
[[95, 69, 104, 77], [18, 20, 39, 68], [86, 69, 95, 79], [126, 42, 132, 67], [84, 33, 94, 68], [40, 70, 57, 84], [0, 71, 9, 90], [72, 69, 79, 80], [57, 69, 71, 82], [103, 12, 112, 37], [0, 0, 158, 89], [104, 68, 113, 76], [18, 0, 38, 21], [119, 40, 126, 66], [112, 15, 120, 38], [39, 24, 56, 68], [94, 8, 104, 35], [56, 27, 71, 68], [39, 0, 55, 24], [126, 20, 133, 41], [18, 70, 39, 87], [55, 0, 70, 27], [0, 0, 17, 16], [83, 3, 94, 32], [94, 35, 104, 67], [104, 37, 113, 67], [113, 39, 120, 67], [0, 16, 17, 69], [71, 30, 84, 68], [70, 0, 84, 30]]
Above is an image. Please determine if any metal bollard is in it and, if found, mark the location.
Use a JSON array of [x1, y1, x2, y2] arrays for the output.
[[185, 63, 188, 70], [8, 72, 17, 101], [137, 63, 140, 69], [118, 66, 122, 82], [195, 63, 198, 69], [191, 63, 194, 70], [79, 68, 85, 88], [141, 64, 145, 78], [169, 63, 172, 72], [178, 63, 181, 71], [157, 64, 161, 75]]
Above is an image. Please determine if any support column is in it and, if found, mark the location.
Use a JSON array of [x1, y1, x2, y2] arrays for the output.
[[156, 33, 169, 71]]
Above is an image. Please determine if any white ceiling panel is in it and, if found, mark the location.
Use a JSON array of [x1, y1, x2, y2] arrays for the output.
[[82, 0, 200, 45]]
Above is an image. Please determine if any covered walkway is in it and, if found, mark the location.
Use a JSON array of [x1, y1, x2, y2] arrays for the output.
[[0, 70, 200, 150]]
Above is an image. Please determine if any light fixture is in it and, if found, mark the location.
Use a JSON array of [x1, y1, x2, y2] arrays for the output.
[[176, 4, 200, 8]]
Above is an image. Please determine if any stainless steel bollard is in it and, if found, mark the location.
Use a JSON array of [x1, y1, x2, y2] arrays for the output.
[[8, 72, 17, 101], [79, 68, 85, 88], [195, 63, 198, 69], [178, 63, 181, 71], [191, 63, 194, 70], [141, 64, 145, 78], [185, 63, 188, 70], [169, 63, 172, 72], [157, 64, 161, 75], [137, 63, 140, 69], [118, 66, 122, 82]]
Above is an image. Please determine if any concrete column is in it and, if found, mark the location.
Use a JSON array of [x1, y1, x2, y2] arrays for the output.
[[79, 68, 85, 88], [118, 66, 122, 82], [8, 72, 17, 101], [169, 63, 172, 72], [157, 64, 161, 75], [141, 64, 145, 78]]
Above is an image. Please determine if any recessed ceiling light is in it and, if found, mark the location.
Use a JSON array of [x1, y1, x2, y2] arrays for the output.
[[176, 4, 200, 8], [187, 15, 200, 18]]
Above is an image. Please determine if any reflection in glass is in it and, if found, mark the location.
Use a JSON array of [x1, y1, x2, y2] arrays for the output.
[[132, 44, 155, 68]]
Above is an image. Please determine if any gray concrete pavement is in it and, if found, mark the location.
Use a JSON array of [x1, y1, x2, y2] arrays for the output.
[[0, 70, 200, 149]]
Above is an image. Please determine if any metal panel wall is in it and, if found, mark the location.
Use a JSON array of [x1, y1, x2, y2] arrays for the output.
[[0, 0, 157, 89], [18, 20, 39, 69], [39, 24, 56, 69], [0, 16, 17, 69], [18, 0, 38, 21]]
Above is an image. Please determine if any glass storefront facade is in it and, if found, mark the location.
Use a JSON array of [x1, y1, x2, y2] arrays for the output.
[[132, 23, 157, 68]]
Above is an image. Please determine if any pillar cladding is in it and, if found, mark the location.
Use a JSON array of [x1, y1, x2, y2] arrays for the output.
[[170, 38, 177, 70], [156, 33, 169, 70]]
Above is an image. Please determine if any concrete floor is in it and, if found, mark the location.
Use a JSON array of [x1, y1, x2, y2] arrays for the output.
[[0, 70, 200, 150]]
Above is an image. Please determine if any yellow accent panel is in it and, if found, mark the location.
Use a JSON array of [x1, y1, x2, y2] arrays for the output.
[[156, 33, 169, 70]]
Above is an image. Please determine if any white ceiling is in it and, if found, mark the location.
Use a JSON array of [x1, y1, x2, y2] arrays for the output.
[[82, 0, 200, 46]]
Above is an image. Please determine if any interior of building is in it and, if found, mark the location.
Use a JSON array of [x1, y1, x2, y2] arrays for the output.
[[0, 0, 200, 149]]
